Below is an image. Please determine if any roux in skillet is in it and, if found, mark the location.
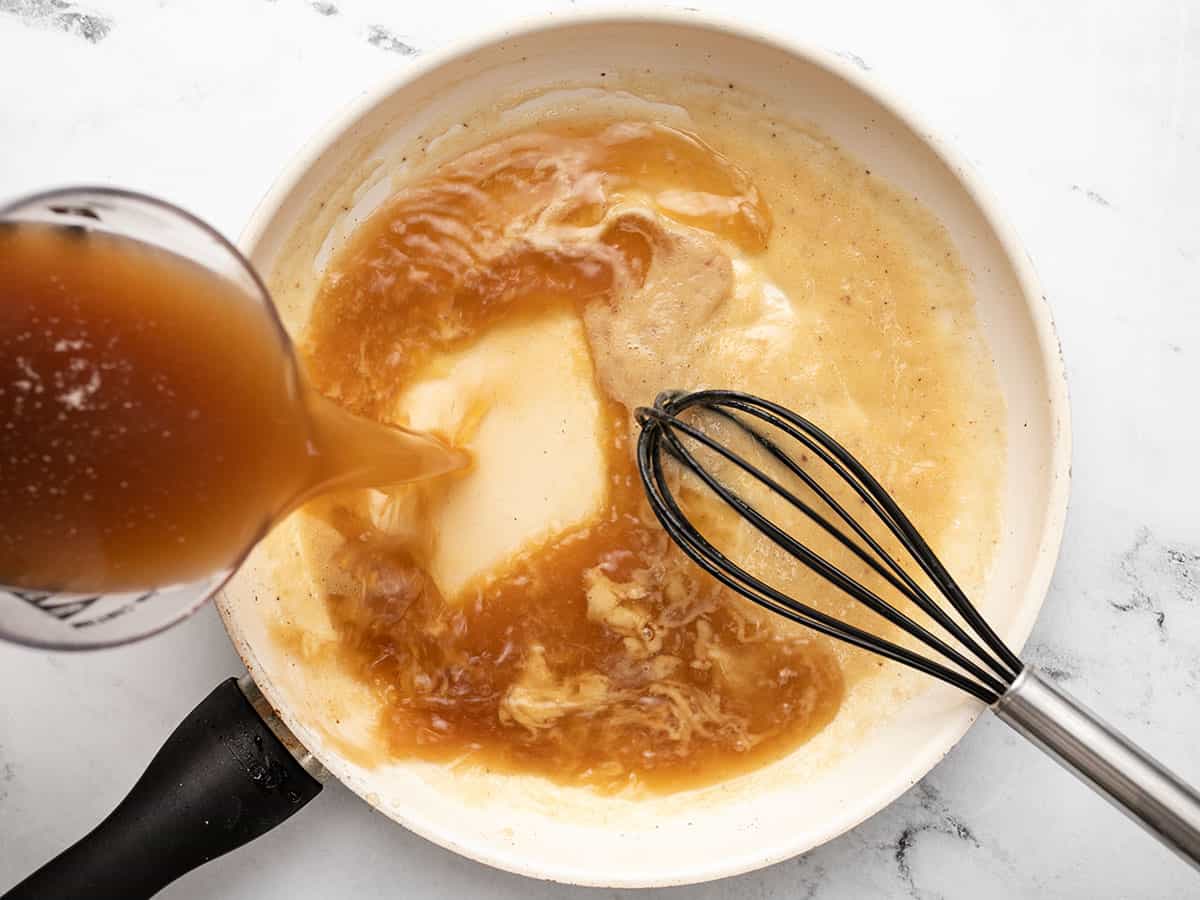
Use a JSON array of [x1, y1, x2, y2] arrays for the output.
[[278, 101, 1005, 791]]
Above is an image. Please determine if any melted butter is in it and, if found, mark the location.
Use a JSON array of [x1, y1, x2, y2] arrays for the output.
[[277, 103, 1005, 793], [393, 309, 608, 598]]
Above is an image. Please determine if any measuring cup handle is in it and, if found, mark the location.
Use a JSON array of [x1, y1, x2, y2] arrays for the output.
[[2, 677, 323, 899]]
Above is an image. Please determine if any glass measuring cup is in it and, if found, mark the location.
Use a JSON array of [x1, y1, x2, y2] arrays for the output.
[[0, 187, 459, 650]]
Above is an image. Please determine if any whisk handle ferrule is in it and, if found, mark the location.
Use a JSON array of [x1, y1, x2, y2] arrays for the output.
[[995, 667, 1200, 871]]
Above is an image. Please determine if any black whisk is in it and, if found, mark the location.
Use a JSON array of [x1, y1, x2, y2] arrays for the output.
[[636, 388, 1200, 870]]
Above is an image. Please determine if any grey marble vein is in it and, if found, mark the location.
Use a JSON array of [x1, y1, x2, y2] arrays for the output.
[[1024, 639, 1082, 683], [1112, 527, 1199, 640], [1069, 184, 1114, 208], [0, 0, 110, 42], [885, 783, 986, 899], [835, 49, 872, 71], [365, 23, 416, 55], [0, 0, 109, 42]]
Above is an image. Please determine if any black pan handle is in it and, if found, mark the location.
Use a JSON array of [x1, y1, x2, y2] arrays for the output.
[[3, 677, 322, 899]]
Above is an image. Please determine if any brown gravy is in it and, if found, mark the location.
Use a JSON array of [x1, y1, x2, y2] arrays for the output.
[[278, 85, 1006, 792], [294, 122, 850, 791]]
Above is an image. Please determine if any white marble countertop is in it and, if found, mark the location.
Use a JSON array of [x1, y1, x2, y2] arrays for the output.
[[1, 1, 1198, 897]]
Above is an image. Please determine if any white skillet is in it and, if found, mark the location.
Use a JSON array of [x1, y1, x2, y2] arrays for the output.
[[5, 12, 1071, 896]]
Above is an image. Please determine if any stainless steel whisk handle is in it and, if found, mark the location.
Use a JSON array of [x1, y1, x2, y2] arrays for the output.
[[995, 667, 1200, 870]]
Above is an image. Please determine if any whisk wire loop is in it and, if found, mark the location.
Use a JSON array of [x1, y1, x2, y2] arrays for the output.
[[635, 389, 1023, 705], [638, 428, 1004, 703], [640, 407, 1011, 699], [716, 392, 1023, 678]]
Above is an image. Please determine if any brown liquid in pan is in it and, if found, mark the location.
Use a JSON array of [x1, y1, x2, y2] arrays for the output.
[[290, 117, 1001, 791]]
